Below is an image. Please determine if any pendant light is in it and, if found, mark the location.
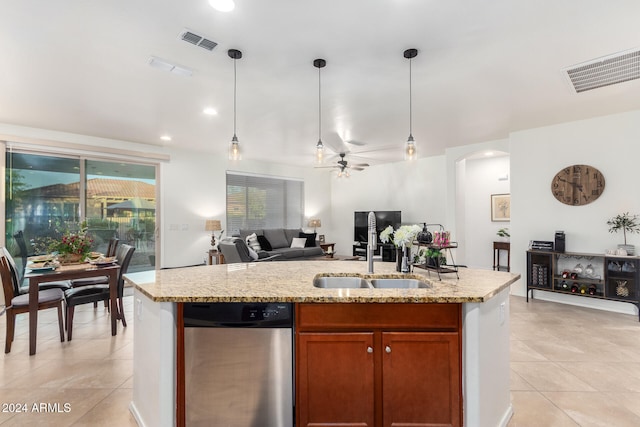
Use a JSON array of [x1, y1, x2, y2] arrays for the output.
[[228, 49, 242, 160], [313, 58, 327, 163], [404, 48, 418, 161]]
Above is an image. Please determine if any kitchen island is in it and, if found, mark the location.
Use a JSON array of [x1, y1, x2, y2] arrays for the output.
[[124, 261, 519, 427]]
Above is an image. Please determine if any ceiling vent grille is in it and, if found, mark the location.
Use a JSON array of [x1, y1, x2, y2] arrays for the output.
[[564, 48, 640, 93], [180, 29, 218, 51]]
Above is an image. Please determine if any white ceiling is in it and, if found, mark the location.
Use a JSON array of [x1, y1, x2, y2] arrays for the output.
[[2, 0, 640, 167]]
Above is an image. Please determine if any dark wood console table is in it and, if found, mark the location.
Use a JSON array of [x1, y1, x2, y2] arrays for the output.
[[493, 241, 510, 272]]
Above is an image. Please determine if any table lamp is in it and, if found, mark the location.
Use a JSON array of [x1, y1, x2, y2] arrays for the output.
[[308, 218, 321, 233], [205, 219, 223, 249]]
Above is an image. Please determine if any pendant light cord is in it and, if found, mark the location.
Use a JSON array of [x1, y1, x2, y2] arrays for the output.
[[409, 55, 413, 136], [318, 64, 322, 142], [233, 56, 237, 137]]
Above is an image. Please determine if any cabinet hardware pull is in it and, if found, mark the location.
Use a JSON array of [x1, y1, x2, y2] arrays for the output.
[[385, 346, 391, 353], [367, 346, 373, 353]]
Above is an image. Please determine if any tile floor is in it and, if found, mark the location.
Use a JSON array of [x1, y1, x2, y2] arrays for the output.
[[1, 294, 639, 426]]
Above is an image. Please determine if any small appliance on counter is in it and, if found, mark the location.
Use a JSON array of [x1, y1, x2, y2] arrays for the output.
[[555, 231, 566, 253]]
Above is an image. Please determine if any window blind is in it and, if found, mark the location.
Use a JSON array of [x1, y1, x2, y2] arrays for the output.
[[226, 172, 304, 235]]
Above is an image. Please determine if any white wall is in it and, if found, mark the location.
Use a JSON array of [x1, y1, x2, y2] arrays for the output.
[[328, 156, 447, 258], [510, 109, 640, 315]]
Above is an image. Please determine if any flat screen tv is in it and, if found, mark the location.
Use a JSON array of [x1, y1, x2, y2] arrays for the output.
[[354, 211, 402, 243]]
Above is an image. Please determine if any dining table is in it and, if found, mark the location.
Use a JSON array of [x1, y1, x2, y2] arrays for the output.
[[24, 261, 121, 355]]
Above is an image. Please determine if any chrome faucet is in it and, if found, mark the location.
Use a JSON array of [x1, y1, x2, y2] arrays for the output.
[[367, 211, 377, 274], [401, 242, 410, 273]]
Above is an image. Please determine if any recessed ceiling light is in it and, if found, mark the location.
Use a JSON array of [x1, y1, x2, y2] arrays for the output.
[[203, 107, 218, 116], [485, 151, 494, 156], [209, 0, 235, 12], [160, 135, 172, 142]]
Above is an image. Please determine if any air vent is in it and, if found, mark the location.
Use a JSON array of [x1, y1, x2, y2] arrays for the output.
[[149, 57, 193, 77], [180, 28, 218, 52], [564, 47, 640, 93]]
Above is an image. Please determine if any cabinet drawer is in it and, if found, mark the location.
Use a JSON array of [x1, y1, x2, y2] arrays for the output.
[[296, 303, 461, 331]]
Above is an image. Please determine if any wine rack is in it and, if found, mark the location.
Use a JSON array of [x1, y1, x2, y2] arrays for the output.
[[526, 250, 640, 321]]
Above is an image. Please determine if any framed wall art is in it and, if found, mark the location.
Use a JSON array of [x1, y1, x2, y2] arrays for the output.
[[491, 193, 511, 222]]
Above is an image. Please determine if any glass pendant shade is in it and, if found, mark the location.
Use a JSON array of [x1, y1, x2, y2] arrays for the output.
[[405, 134, 417, 160], [229, 135, 241, 160], [315, 140, 325, 163]]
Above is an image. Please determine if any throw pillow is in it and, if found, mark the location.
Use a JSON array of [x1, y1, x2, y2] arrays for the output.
[[246, 233, 262, 251], [257, 235, 273, 251], [299, 232, 317, 248], [290, 237, 307, 248], [247, 246, 259, 260]]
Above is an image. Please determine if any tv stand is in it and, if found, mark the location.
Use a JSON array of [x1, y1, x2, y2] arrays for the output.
[[353, 242, 396, 262]]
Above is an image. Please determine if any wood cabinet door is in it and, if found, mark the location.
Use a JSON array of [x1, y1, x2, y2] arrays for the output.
[[297, 332, 375, 427], [381, 332, 461, 427]]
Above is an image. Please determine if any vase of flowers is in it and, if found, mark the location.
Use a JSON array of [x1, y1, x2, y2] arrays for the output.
[[50, 223, 94, 264], [380, 224, 422, 271]]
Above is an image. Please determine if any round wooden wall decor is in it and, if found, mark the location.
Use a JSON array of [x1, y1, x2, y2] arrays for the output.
[[551, 164, 605, 206]]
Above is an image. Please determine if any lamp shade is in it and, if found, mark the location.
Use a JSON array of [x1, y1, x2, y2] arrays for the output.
[[307, 219, 321, 229], [205, 219, 222, 231]]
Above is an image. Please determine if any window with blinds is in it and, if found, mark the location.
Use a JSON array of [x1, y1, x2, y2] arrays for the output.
[[226, 172, 304, 235]]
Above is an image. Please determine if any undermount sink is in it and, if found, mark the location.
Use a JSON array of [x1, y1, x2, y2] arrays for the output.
[[313, 276, 372, 289], [369, 278, 431, 289]]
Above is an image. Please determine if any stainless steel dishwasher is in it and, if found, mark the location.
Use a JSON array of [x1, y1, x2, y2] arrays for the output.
[[183, 302, 294, 427]]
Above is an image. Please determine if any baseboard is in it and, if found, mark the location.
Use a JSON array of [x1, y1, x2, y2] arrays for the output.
[[499, 403, 514, 427], [129, 401, 145, 427]]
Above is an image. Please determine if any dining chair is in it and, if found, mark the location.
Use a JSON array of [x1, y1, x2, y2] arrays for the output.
[[106, 237, 119, 257], [1, 247, 71, 292], [0, 252, 65, 353], [64, 244, 135, 341]]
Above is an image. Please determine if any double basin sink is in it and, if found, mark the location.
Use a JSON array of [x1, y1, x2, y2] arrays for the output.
[[313, 275, 431, 289]]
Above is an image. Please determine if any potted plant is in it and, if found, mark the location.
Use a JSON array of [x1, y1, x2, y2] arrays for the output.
[[425, 248, 444, 268], [607, 212, 640, 255], [496, 228, 510, 240]]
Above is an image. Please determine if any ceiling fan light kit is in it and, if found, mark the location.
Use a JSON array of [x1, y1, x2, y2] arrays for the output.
[[228, 48, 242, 161], [404, 48, 418, 161], [313, 58, 327, 164]]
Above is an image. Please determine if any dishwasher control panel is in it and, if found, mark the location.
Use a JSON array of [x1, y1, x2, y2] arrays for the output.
[[184, 302, 293, 328]]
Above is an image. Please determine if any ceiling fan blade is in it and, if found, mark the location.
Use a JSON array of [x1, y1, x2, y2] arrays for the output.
[[351, 144, 398, 155], [314, 165, 339, 169], [350, 162, 369, 167], [344, 139, 367, 146], [350, 167, 365, 171]]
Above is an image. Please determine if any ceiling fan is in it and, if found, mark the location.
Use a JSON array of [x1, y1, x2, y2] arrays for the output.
[[315, 152, 369, 177]]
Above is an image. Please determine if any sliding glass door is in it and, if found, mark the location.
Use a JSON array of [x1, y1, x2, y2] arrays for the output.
[[5, 150, 157, 278]]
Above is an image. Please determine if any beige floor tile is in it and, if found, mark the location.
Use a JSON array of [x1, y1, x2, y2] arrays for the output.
[[70, 388, 138, 427], [543, 391, 640, 427], [510, 340, 549, 362], [510, 369, 535, 391], [609, 392, 640, 418], [558, 362, 640, 392], [511, 362, 597, 392], [508, 391, 579, 426]]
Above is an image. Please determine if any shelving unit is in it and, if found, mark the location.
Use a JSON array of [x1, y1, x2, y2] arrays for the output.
[[526, 250, 640, 321], [413, 242, 460, 280]]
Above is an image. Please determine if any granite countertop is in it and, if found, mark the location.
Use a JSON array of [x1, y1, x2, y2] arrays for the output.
[[124, 261, 520, 303]]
